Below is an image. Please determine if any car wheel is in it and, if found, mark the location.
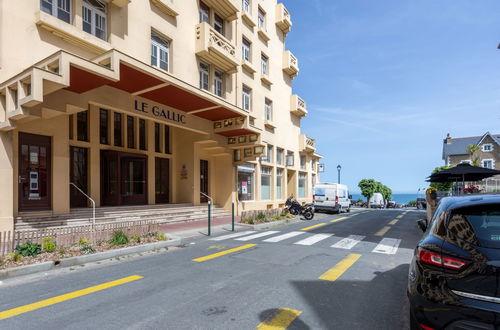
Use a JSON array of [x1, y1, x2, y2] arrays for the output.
[[346, 208, 351, 213]]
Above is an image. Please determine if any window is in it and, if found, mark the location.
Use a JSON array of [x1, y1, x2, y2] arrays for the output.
[[261, 166, 271, 200], [114, 112, 122, 147], [242, 38, 251, 62], [155, 123, 161, 153], [151, 32, 169, 71], [214, 70, 224, 97], [69, 114, 74, 140], [199, 1, 209, 23], [258, 7, 266, 29], [199, 62, 210, 91], [449, 204, 500, 249], [127, 116, 135, 149], [261, 54, 268, 75], [276, 169, 283, 199], [265, 145, 273, 163], [298, 173, 306, 198], [214, 14, 224, 35], [312, 174, 316, 189], [164, 125, 171, 154], [99, 108, 109, 145], [276, 148, 284, 165], [41, 0, 71, 23], [237, 163, 254, 201], [264, 99, 272, 121], [300, 155, 306, 170], [82, 0, 107, 40], [460, 160, 472, 165], [483, 159, 494, 169], [242, 0, 250, 13], [139, 119, 147, 151], [77, 110, 89, 142], [242, 86, 251, 111], [483, 144, 493, 152], [286, 152, 294, 166]]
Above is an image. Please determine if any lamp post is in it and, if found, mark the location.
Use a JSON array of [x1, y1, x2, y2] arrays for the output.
[[337, 164, 342, 184]]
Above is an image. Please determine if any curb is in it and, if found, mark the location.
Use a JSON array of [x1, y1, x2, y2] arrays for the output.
[[237, 217, 302, 230], [0, 234, 182, 281]]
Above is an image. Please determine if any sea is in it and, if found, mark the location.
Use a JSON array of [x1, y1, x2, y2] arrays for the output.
[[350, 193, 421, 205]]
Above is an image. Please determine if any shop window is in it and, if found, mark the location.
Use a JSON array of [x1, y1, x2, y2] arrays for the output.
[[82, 0, 107, 40], [261, 166, 271, 200], [99, 108, 109, 145], [276, 168, 283, 200], [237, 163, 254, 201], [127, 116, 135, 149], [41, 0, 71, 24], [77, 110, 89, 142], [298, 173, 306, 198], [164, 125, 171, 154], [139, 119, 147, 151], [151, 32, 169, 71], [155, 122, 161, 153], [114, 112, 123, 147]]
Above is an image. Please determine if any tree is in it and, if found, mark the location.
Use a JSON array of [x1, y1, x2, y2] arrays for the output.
[[467, 144, 481, 167], [429, 165, 453, 191], [358, 179, 378, 203]]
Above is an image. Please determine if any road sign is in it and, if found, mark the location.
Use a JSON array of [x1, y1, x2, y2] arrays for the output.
[[318, 163, 325, 173]]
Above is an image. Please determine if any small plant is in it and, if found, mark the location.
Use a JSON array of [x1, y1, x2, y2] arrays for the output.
[[0, 257, 5, 266], [131, 235, 141, 243], [13, 253, 23, 262], [42, 237, 56, 253], [58, 245, 67, 257], [80, 244, 96, 255], [156, 233, 167, 241], [242, 217, 254, 224], [256, 212, 266, 221], [146, 232, 157, 237], [109, 231, 129, 246], [15, 241, 42, 257], [78, 238, 90, 246]]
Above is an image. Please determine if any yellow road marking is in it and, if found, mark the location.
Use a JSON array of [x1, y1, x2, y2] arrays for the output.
[[300, 223, 327, 231], [256, 308, 302, 330], [0, 275, 143, 320], [207, 245, 226, 250], [330, 216, 348, 223], [192, 244, 256, 262], [375, 226, 391, 236], [319, 253, 362, 281], [389, 219, 398, 225]]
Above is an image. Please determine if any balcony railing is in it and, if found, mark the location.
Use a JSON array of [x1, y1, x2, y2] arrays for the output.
[[275, 3, 292, 34], [195, 22, 239, 74], [306, 136, 316, 148], [290, 94, 307, 117], [299, 134, 316, 152], [283, 50, 299, 77]]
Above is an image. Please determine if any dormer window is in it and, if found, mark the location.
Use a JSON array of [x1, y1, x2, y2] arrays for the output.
[[41, 0, 71, 23], [482, 144, 493, 152], [82, 0, 107, 40]]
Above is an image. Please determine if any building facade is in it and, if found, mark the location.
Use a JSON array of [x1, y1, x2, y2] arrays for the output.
[[0, 0, 321, 232], [442, 132, 500, 169]]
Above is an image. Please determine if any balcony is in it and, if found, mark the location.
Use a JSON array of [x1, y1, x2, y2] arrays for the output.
[[299, 134, 316, 153], [290, 94, 307, 117], [195, 22, 240, 74], [275, 3, 292, 34], [241, 10, 256, 27], [283, 50, 299, 77], [107, 0, 131, 7], [202, 0, 239, 21], [150, 0, 178, 16]]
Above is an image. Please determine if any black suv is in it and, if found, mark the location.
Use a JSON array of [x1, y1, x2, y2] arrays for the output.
[[408, 194, 500, 329]]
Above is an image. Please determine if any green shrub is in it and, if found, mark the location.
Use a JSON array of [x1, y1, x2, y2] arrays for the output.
[[130, 235, 141, 243], [15, 241, 41, 257], [13, 253, 23, 262], [58, 245, 67, 257], [42, 237, 56, 253], [80, 244, 96, 254], [78, 238, 90, 246], [242, 217, 254, 224], [156, 233, 167, 241], [109, 231, 129, 246], [256, 213, 266, 221], [0, 257, 5, 266]]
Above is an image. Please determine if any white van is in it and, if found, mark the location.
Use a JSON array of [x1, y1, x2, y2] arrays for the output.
[[313, 183, 351, 214], [369, 193, 384, 209]]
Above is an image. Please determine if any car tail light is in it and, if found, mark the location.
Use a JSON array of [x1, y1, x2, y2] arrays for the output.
[[335, 195, 339, 203], [419, 324, 435, 330], [417, 247, 468, 270], [313, 195, 315, 202]]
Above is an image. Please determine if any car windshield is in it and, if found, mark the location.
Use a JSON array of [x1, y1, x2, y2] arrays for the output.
[[449, 204, 500, 249], [314, 188, 326, 196]]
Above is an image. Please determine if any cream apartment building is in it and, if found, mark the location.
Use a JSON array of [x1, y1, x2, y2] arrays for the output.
[[0, 0, 321, 232]]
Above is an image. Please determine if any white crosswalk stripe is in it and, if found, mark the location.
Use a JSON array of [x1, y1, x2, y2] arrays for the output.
[[235, 231, 280, 241], [294, 233, 333, 246], [331, 235, 365, 250], [372, 238, 401, 254], [263, 231, 305, 242], [209, 231, 256, 241]]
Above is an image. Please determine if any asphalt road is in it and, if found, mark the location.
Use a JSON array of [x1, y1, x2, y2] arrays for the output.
[[0, 208, 425, 330]]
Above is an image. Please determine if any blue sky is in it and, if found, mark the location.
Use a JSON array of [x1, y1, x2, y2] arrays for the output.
[[283, 0, 500, 193]]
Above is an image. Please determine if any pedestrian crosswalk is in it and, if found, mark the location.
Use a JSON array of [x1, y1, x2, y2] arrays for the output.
[[210, 230, 402, 255]]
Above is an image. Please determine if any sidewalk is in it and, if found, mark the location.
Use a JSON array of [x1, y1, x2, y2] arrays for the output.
[[159, 216, 241, 239]]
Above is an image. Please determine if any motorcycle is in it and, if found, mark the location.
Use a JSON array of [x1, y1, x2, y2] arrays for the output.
[[285, 196, 315, 220]]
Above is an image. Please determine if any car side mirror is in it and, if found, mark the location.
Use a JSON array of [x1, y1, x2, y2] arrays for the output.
[[348, 195, 352, 199], [417, 219, 427, 233]]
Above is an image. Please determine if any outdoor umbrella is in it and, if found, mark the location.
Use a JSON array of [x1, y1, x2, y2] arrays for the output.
[[426, 163, 500, 183]]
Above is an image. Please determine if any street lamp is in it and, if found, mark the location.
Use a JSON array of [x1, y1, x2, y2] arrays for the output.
[[337, 164, 342, 184]]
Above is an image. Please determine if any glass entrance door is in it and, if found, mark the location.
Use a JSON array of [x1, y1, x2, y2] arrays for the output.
[[155, 158, 170, 204], [121, 157, 147, 205], [18, 133, 51, 211], [70, 146, 88, 208], [200, 159, 209, 203]]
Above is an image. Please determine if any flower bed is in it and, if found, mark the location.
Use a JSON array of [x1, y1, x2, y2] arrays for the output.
[[0, 231, 168, 270], [240, 211, 294, 225]]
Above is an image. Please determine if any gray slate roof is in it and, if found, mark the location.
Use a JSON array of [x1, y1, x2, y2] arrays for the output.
[[442, 133, 500, 160]]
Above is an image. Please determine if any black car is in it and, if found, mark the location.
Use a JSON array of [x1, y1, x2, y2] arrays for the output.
[[408, 194, 500, 329]]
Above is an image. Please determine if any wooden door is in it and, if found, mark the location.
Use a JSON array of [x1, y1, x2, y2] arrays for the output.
[[155, 157, 170, 204], [70, 146, 88, 208], [120, 157, 147, 205], [200, 159, 209, 203]]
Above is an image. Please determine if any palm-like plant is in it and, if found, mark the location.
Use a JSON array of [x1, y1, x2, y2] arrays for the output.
[[467, 144, 481, 166]]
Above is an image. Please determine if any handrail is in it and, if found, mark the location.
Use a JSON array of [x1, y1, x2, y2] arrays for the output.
[[200, 192, 213, 204], [70, 182, 96, 243]]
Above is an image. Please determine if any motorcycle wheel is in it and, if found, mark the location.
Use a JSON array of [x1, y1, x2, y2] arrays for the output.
[[289, 207, 299, 216], [303, 210, 314, 220]]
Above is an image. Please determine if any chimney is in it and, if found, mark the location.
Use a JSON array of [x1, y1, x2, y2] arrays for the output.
[[445, 133, 452, 144]]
